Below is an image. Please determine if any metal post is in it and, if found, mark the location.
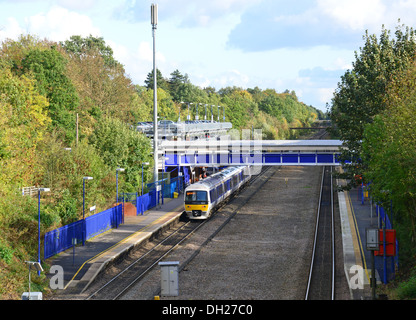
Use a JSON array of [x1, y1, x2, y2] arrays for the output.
[[151, 3, 158, 184], [82, 177, 93, 246], [142, 164, 145, 215], [83, 179, 85, 246], [116, 168, 125, 204], [37, 191, 41, 276], [116, 169, 119, 203], [383, 213, 387, 284], [372, 250, 376, 300]]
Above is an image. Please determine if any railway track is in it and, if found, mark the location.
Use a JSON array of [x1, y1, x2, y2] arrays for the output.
[[305, 165, 335, 300], [84, 165, 272, 300], [85, 219, 207, 300]]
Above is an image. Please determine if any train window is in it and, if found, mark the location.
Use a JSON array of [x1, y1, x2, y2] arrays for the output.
[[185, 191, 208, 204], [226, 180, 231, 191], [210, 189, 217, 202], [216, 185, 222, 197]]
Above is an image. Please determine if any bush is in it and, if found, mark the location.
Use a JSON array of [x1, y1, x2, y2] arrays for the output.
[[0, 240, 14, 264], [396, 272, 416, 299]]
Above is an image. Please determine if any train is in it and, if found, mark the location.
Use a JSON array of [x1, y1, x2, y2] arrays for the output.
[[184, 166, 251, 220]]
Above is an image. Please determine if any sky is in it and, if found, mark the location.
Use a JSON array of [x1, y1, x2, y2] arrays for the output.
[[1, 0, 416, 111]]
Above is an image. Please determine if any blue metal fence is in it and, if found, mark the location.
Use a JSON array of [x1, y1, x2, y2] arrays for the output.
[[376, 205, 399, 284], [359, 185, 399, 284], [44, 176, 186, 260], [85, 205, 123, 241], [44, 204, 122, 259]]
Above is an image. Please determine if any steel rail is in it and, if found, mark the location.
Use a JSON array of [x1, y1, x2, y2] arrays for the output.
[[305, 166, 335, 300], [85, 219, 204, 300], [86, 165, 273, 300]]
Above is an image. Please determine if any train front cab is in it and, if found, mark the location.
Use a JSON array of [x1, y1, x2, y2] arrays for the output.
[[185, 190, 210, 219]]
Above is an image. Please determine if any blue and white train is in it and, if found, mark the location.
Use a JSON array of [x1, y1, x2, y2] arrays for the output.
[[184, 166, 251, 220]]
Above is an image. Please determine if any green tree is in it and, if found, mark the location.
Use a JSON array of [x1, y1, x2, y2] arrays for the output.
[[362, 62, 416, 259], [62, 35, 135, 125], [168, 69, 190, 102], [21, 47, 79, 143], [0, 68, 51, 188], [89, 117, 152, 192], [61, 35, 120, 68], [144, 69, 169, 91], [329, 23, 416, 186]]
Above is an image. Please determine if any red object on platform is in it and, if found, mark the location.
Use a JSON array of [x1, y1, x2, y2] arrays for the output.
[[375, 229, 396, 256]]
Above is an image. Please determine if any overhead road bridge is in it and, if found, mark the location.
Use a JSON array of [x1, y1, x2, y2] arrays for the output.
[[159, 139, 344, 167]]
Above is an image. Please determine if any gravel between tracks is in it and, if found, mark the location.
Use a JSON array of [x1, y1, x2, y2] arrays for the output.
[[122, 166, 334, 300]]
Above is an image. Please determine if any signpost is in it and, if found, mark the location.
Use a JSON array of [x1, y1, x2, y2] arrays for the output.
[[366, 228, 379, 300]]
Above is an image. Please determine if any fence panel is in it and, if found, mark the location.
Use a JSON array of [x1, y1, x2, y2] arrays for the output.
[[44, 205, 122, 259], [44, 220, 83, 259], [85, 205, 122, 241]]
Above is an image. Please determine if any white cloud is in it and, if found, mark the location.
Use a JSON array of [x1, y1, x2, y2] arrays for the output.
[[317, 0, 386, 31], [25, 6, 101, 41], [209, 69, 250, 88], [0, 17, 25, 41], [57, 0, 97, 10], [136, 41, 166, 65], [107, 39, 169, 85]]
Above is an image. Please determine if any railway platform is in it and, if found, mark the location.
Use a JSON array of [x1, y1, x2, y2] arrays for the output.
[[47, 196, 184, 297], [338, 180, 389, 299]]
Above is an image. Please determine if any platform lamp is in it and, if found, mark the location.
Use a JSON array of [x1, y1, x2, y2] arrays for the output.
[[211, 105, 215, 122], [82, 176, 93, 246], [37, 188, 50, 276], [116, 168, 125, 203]]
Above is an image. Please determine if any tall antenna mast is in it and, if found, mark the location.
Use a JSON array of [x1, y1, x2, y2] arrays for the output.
[[151, 3, 158, 183]]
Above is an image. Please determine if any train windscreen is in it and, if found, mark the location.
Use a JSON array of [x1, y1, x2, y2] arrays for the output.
[[185, 191, 208, 204]]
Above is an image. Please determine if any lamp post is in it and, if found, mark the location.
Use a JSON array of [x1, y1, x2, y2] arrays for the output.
[[37, 188, 49, 276], [82, 176, 93, 245], [195, 103, 202, 120], [116, 168, 125, 203], [211, 105, 215, 122], [151, 3, 159, 184]]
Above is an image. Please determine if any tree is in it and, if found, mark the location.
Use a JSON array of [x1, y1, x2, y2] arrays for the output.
[[362, 62, 416, 256], [329, 23, 416, 187], [89, 117, 152, 192], [144, 69, 169, 91], [168, 69, 192, 102], [62, 35, 135, 124], [21, 47, 79, 143], [61, 35, 120, 68], [0, 68, 51, 189]]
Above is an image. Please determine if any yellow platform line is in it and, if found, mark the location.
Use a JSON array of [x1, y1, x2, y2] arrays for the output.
[[64, 205, 183, 290], [345, 190, 370, 284]]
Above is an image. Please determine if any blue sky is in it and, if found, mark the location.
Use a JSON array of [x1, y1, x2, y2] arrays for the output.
[[1, 0, 416, 111]]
